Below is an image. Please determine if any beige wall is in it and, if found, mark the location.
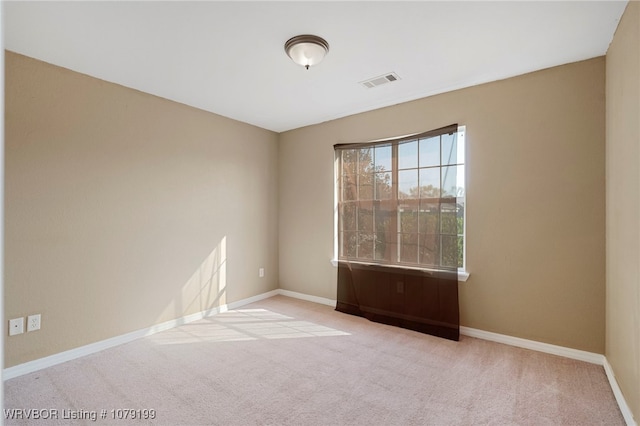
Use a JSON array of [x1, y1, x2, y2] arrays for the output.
[[279, 57, 606, 353], [606, 1, 640, 421], [4, 52, 279, 367]]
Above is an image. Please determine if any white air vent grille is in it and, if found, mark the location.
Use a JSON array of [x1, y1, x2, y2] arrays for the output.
[[360, 72, 400, 89]]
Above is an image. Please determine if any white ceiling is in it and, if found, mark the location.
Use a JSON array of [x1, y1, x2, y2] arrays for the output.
[[4, 1, 628, 133]]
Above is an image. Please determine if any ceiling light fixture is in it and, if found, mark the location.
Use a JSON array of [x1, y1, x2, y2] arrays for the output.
[[284, 35, 329, 70]]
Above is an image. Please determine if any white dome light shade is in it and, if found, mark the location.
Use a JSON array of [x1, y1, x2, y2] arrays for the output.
[[284, 35, 330, 70]]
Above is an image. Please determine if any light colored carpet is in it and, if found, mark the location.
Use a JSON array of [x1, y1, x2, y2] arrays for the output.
[[4, 295, 624, 425]]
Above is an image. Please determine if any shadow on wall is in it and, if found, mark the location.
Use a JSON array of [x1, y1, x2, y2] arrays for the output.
[[157, 236, 228, 323]]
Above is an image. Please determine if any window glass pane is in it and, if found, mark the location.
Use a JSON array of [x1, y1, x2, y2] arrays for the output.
[[358, 148, 374, 173], [441, 235, 459, 268], [456, 165, 465, 198], [457, 235, 464, 268], [357, 207, 373, 233], [341, 203, 357, 231], [374, 172, 392, 200], [375, 205, 391, 234], [375, 204, 392, 261], [419, 234, 439, 266], [398, 169, 418, 199], [341, 231, 357, 258], [457, 202, 465, 235], [342, 174, 357, 201], [419, 168, 440, 198], [441, 165, 462, 198], [341, 150, 357, 175], [399, 205, 418, 234], [358, 233, 374, 259], [398, 141, 418, 170], [374, 234, 389, 261], [359, 173, 373, 200], [399, 233, 418, 263], [419, 203, 439, 234], [374, 145, 392, 172], [441, 133, 458, 165], [441, 202, 457, 235], [419, 136, 440, 168]]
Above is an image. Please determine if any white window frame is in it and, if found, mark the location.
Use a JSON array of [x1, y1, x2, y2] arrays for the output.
[[332, 125, 469, 282]]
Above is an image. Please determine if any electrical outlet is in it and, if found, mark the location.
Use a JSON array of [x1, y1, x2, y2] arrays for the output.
[[259, 268, 265, 278], [9, 318, 24, 336], [27, 314, 41, 332]]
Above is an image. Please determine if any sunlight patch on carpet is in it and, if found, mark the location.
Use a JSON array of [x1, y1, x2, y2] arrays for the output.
[[148, 308, 350, 345]]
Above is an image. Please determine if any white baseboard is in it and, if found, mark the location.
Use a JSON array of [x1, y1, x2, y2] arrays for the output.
[[4, 288, 636, 426], [276, 289, 336, 307], [603, 358, 638, 426], [3, 289, 279, 380], [459, 326, 605, 365]]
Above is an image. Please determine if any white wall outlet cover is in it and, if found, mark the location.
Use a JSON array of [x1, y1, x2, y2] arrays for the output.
[[27, 314, 41, 332], [9, 318, 24, 336], [259, 268, 265, 278]]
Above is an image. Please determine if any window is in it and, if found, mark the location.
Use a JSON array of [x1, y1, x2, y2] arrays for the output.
[[335, 124, 465, 271]]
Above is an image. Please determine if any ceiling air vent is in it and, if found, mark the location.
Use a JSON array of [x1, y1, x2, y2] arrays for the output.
[[360, 72, 401, 89]]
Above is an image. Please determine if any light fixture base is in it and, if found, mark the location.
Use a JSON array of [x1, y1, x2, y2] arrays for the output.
[[284, 34, 330, 70]]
